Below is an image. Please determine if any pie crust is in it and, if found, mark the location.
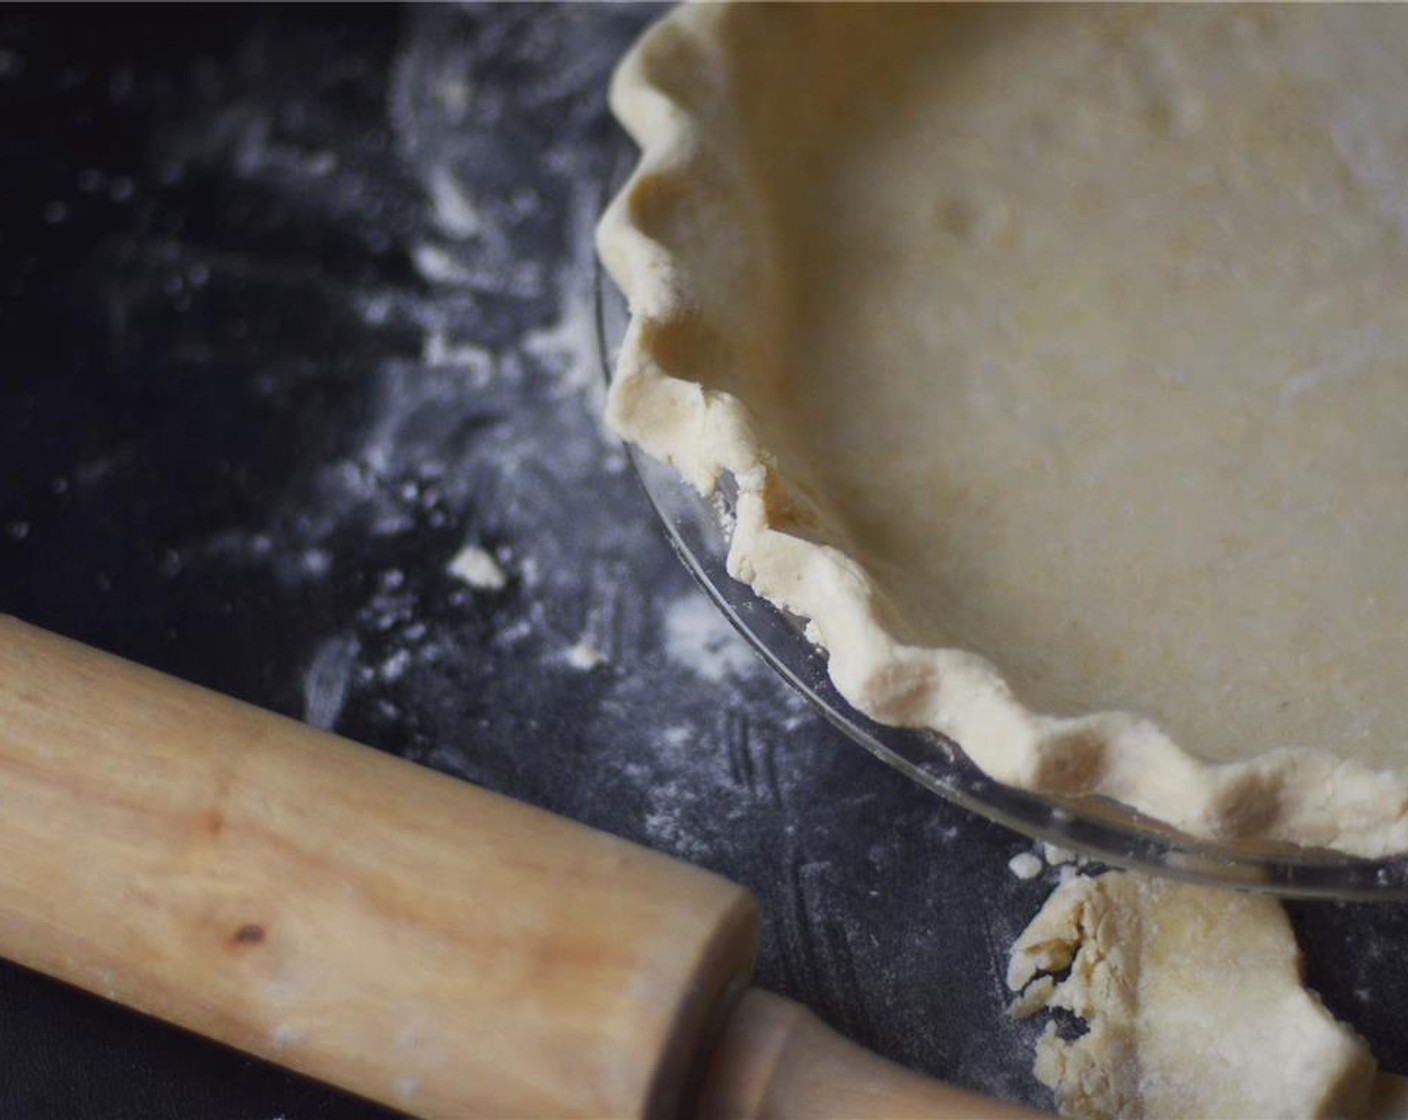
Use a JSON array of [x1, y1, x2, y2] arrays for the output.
[[598, 5, 1408, 857]]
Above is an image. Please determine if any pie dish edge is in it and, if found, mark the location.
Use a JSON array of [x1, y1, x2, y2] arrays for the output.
[[594, 4, 1408, 859]]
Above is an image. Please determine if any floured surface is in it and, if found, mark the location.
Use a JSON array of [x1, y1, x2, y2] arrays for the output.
[[1007, 872, 1377, 1119], [602, 4, 1408, 853], [0, 6, 1077, 1112]]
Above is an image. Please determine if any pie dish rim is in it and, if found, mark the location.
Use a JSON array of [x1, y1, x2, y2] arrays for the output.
[[595, 2, 1408, 865]]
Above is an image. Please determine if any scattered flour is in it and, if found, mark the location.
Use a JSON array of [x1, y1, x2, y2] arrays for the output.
[[497, 618, 534, 646], [422, 329, 494, 378], [411, 242, 470, 285], [660, 725, 693, 751], [304, 635, 360, 730], [563, 639, 607, 671], [426, 162, 483, 239], [446, 545, 507, 591], [1010, 842, 1085, 880], [380, 649, 413, 682], [160, 5, 781, 896], [662, 593, 758, 684], [521, 185, 605, 401], [523, 276, 600, 399], [299, 548, 331, 578], [1008, 852, 1044, 881]]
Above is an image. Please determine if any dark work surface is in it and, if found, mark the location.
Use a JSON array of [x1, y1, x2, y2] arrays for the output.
[[2, 5, 1407, 1118]]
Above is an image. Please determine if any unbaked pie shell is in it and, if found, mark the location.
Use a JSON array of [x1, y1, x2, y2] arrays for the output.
[[597, 4, 1408, 858]]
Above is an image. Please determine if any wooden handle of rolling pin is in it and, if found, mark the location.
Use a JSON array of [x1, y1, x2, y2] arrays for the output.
[[0, 616, 1043, 1118], [704, 990, 1043, 1119]]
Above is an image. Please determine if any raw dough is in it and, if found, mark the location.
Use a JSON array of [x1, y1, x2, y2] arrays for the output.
[[599, 5, 1408, 854], [1007, 871, 1376, 1119]]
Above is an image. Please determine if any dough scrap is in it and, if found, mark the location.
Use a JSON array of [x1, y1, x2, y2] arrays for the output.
[[1006, 872, 1376, 1119], [599, 5, 1408, 854]]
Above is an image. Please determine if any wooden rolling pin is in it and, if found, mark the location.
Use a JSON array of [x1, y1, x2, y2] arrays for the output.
[[0, 615, 1041, 1118]]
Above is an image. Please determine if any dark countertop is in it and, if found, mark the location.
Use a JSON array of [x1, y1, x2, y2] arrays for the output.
[[2, 6, 1406, 1118]]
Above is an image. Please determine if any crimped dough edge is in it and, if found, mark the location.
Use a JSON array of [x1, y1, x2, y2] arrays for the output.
[[595, 4, 1408, 859]]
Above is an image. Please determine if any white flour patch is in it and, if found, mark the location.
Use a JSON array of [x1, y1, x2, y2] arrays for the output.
[[422, 329, 494, 378], [304, 634, 360, 729], [563, 639, 607, 671], [523, 274, 600, 402], [300, 548, 331, 578], [497, 617, 533, 645], [779, 707, 811, 733], [411, 242, 469, 285], [660, 725, 693, 751], [447, 545, 507, 591], [1008, 852, 1044, 880], [662, 593, 759, 684], [642, 778, 709, 861], [170, 4, 719, 846], [426, 162, 483, 239], [522, 184, 606, 405], [380, 649, 413, 682]]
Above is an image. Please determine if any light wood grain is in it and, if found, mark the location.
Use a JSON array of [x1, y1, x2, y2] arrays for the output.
[[0, 615, 757, 1118], [702, 990, 1046, 1120]]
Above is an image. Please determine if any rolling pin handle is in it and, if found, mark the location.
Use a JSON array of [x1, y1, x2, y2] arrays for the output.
[[698, 989, 1048, 1119]]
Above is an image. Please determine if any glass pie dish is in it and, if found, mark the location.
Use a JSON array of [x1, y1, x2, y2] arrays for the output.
[[592, 147, 1408, 902]]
